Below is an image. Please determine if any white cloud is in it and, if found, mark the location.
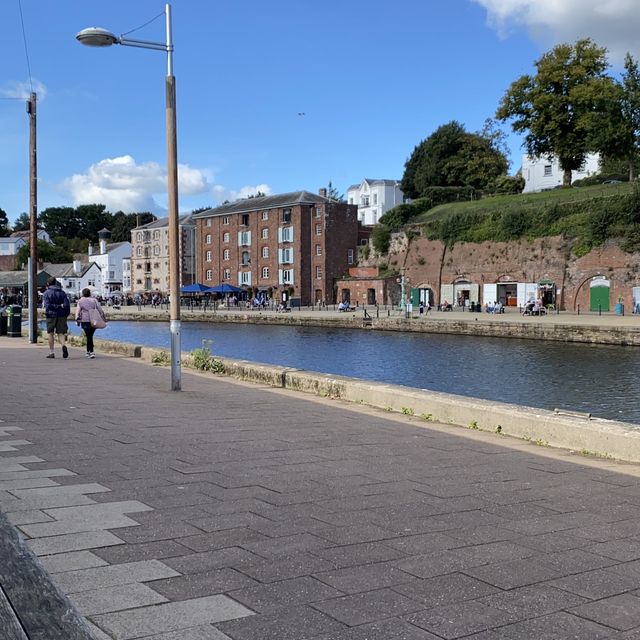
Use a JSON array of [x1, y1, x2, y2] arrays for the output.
[[212, 183, 273, 204], [473, 0, 640, 63], [60, 155, 211, 213], [0, 79, 47, 100]]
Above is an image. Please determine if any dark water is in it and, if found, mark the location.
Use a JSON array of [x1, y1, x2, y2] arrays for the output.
[[75, 321, 640, 424]]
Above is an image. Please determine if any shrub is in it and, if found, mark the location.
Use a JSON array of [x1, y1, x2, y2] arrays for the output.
[[151, 350, 170, 366], [190, 346, 224, 373], [372, 225, 391, 254]]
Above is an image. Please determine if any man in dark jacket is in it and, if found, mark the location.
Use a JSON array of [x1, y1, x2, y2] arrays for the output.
[[42, 277, 70, 359]]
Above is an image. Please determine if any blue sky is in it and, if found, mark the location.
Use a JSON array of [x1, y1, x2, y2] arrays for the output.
[[1, 0, 639, 224]]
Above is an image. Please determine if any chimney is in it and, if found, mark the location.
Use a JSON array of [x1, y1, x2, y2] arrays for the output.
[[73, 260, 82, 274], [97, 228, 111, 255], [88, 244, 93, 257], [319, 188, 327, 198]]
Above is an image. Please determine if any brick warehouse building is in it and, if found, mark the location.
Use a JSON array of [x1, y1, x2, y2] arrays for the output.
[[193, 190, 358, 305]]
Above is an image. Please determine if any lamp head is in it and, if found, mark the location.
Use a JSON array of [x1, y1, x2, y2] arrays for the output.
[[76, 27, 119, 47]]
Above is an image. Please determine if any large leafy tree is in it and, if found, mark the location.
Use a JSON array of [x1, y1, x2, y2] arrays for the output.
[[497, 38, 612, 187], [111, 211, 155, 242], [400, 121, 508, 198], [590, 53, 640, 181], [76, 204, 111, 240], [39, 206, 82, 239]]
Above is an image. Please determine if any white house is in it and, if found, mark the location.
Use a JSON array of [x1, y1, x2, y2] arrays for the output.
[[88, 228, 131, 298], [42, 261, 102, 300], [346, 179, 406, 226], [0, 237, 26, 256], [522, 153, 600, 193], [10, 229, 52, 244]]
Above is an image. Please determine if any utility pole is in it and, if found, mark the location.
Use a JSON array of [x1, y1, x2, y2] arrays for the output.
[[27, 92, 38, 343]]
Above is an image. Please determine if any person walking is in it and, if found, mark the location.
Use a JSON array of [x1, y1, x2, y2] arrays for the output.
[[75, 288, 104, 359], [42, 277, 70, 359]]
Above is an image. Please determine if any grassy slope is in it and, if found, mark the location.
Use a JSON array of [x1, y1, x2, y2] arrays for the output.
[[414, 182, 633, 224]]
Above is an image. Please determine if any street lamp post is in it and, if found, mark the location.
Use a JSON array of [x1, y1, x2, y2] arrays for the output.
[[77, 4, 182, 390]]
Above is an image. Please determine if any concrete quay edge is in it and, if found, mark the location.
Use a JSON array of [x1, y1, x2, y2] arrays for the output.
[[68, 334, 640, 464]]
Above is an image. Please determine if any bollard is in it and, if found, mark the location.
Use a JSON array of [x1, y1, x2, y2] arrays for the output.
[[577, 304, 580, 315], [599, 304, 602, 316]]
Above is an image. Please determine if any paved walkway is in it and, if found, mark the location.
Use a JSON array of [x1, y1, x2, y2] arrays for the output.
[[104, 302, 640, 331], [3, 339, 640, 638]]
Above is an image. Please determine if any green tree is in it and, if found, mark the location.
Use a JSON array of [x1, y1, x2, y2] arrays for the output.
[[16, 239, 73, 268], [326, 181, 345, 202], [400, 121, 508, 198], [39, 206, 82, 239], [591, 53, 640, 181], [110, 211, 154, 243], [497, 38, 611, 187], [0, 208, 10, 235], [12, 212, 30, 232], [76, 204, 112, 240]]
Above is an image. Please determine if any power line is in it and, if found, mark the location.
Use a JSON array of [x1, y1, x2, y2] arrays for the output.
[[121, 10, 165, 37], [17, 0, 34, 94]]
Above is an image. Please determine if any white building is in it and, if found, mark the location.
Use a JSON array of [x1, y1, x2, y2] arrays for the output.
[[10, 229, 52, 244], [0, 237, 26, 256], [522, 153, 600, 193], [88, 228, 131, 298], [346, 179, 406, 226], [42, 261, 102, 300], [130, 214, 195, 295]]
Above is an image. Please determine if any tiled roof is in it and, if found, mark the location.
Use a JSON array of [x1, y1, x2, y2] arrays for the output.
[[192, 191, 329, 219], [347, 179, 400, 191], [0, 237, 25, 244], [135, 214, 194, 230], [41, 262, 100, 278]]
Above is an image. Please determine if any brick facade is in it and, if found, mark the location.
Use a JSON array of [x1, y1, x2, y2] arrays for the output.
[[194, 191, 358, 305]]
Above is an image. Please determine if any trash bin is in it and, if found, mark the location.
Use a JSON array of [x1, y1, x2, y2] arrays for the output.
[[7, 305, 22, 337], [0, 307, 7, 336]]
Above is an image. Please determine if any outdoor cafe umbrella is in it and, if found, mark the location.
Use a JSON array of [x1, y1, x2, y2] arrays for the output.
[[205, 284, 244, 294], [180, 283, 212, 293]]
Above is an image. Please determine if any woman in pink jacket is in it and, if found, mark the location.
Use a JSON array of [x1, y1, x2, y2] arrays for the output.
[[75, 288, 104, 358]]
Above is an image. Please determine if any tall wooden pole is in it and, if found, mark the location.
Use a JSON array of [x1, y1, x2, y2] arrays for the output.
[[165, 4, 181, 390], [28, 92, 38, 343]]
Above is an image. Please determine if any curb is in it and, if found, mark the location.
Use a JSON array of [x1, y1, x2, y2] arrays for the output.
[[88, 337, 640, 463], [0, 512, 95, 640]]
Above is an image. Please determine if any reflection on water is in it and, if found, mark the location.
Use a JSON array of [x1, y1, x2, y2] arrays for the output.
[[75, 321, 640, 424]]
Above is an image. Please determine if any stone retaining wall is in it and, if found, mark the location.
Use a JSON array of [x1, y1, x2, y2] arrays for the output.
[[98, 311, 640, 346]]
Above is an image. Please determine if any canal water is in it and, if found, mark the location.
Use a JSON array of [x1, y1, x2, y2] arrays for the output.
[[75, 320, 640, 424]]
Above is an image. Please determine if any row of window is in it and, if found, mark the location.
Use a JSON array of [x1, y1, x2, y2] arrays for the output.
[[204, 245, 327, 262], [202, 207, 322, 228], [203, 225, 321, 245], [135, 230, 162, 242], [203, 247, 355, 264], [204, 268, 296, 284], [136, 245, 162, 257]]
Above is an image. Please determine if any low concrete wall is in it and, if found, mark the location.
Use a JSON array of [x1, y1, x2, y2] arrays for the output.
[[88, 337, 640, 463]]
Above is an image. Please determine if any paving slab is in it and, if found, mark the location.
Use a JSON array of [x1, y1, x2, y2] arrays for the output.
[[5, 340, 640, 637], [91, 595, 253, 639]]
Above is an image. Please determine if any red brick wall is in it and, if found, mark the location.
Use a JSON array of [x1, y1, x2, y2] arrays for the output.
[[196, 200, 358, 305]]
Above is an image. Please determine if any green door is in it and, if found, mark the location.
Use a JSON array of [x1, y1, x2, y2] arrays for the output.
[[590, 285, 610, 312], [410, 288, 420, 307]]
